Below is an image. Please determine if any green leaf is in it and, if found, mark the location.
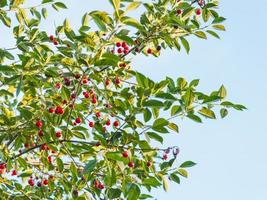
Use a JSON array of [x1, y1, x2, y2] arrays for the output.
[[162, 175, 169, 191], [194, 31, 207, 39], [125, 2, 141, 13], [54, 2, 67, 9], [41, 8, 48, 19], [178, 168, 188, 178], [83, 159, 97, 174], [171, 105, 182, 116], [0, 0, 7, 7], [106, 152, 126, 162], [187, 114, 202, 123], [143, 100, 164, 108], [180, 161, 196, 168], [143, 177, 161, 187], [180, 37, 190, 54], [219, 85, 227, 98], [212, 24, 226, 31], [143, 108, 152, 122], [126, 183, 141, 200], [0, 13, 11, 27], [220, 108, 228, 118], [198, 107, 216, 119], [17, 157, 27, 169], [56, 157, 64, 172], [168, 123, 179, 133], [109, 0, 120, 16], [170, 173, 180, 184], [206, 30, 220, 39], [108, 188, 121, 199], [152, 118, 168, 128], [146, 132, 163, 144]]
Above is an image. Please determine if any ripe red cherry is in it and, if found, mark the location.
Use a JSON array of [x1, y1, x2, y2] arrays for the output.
[[128, 161, 135, 168], [123, 49, 129, 54], [147, 48, 152, 54], [122, 151, 128, 158], [11, 170, 17, 176], [41, 144, 48, 151], [55, 82, 61, 89], [38, 130, 44, 137], [105, 79, 110, 86], [28, 178, 34, 186], [113, 120, 119, 127], [84, 92, 90, 98], [89, 121, 94, 127], [49, 35, 54, 41], [98, 183, 105, 190], [116, 42, 121, 47], [92, 97, 97, 104], [37, 182, 42, 187], [176, 9, 182, 15], [74, 73, 81, 79], [94, 180, 100, 188], [36, 120, 43, 128], [163, 153, 168, 160], [96, 112, 101, 118], [196, 8, 201, 15], [24, 143, 30, 149], [117, 48, 123, 54], [75, 117, 82, 124], [0, 163, 6, 169], [55, 106, 64, 115], [122, 42, 127, 48], [48, 107, 55, 113], [47, 155, 52, 163], [43, 179, 49, 185], [115, 78, 120, 85], [56, 131, 62, 138], [53, 40, 58, 45], [82, 79, 88, 85], [147, 161, 152, 167], [106, 120, 111, 126]]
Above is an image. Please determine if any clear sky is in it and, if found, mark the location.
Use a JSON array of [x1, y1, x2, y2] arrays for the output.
[[1, 0, 267, 199]]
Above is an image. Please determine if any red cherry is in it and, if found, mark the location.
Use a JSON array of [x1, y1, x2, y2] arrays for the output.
[[37, 182, 42, 187], [122, 42, 127, 48], [53, 40, 58, 45], [49, 35, 54, 41], [47, 155, 52, 163], [74, 73, 81, 79], [113, 120, 119, 127], [117, 48, 123, 54], [55, 82, 61, 89], [123, 49, 129, 54], [115, 78, 120, 85], [75, 117, 82, 124], [28, 179, 34, 186], [92, 97, 97, 104], [41, 144, 48, 151], [0, 163, 5, 169], [49, 175, 54, 180], [89, 121, 94, 127], [146, 161, 152, 167], [56, 131, 62, 138], [43, 179, 49, 185], [82, 79, 88, 85], [163, 154, 168, 160], [176, 9, 182, 15], [94, 180, 100, 188], [84, 92, 90, 98], [105, 79, 110, 86], [55, 106, 64, 115], [71, 93, 76, 99], [64, 78, 71, 86], [147, 48, 152, 54], [24, 143, 30, 149], [128, 161, 135, 168], [38, 130, 44, 137], [96, 112, 101, 118], [98, 183, 105, 190], [62, 99, 68, 105], [196, 8, 201, 15], [106, 120, 111, 126], [122, 151, 128, 158], [156, 45, 162, 51], [11, 170, 17, 176], [48, 107, 55, 113], [36, 120, 43, 128], [116, 42, 121, 47]]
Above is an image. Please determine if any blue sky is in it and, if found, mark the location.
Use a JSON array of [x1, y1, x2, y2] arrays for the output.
[[2, 0, 267, 199]]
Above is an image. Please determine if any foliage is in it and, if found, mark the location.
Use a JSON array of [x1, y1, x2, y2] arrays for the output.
[[0, 0, 245, 199]]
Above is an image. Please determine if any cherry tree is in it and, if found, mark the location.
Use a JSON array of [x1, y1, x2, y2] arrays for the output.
[[0, 0, 245, 199]]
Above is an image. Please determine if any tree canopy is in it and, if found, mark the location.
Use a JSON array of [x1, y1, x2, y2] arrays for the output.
[[0, 0, 246, 199]]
